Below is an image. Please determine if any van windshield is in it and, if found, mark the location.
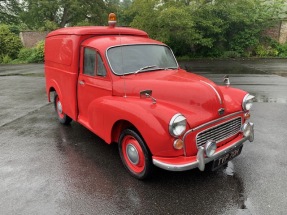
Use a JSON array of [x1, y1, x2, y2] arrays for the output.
[[107, 44, 178, 75]]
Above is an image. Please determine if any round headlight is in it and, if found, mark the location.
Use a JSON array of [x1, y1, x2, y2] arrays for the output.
[[242, 94, 255, 111], [169, 114, 186, 137]]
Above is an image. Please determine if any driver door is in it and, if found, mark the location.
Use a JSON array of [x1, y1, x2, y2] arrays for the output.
[[77, 46, 112, 127]]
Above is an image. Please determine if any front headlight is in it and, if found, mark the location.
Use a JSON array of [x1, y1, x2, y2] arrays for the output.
[[242, 94, 255, 111], [169, 114, 186, 137]]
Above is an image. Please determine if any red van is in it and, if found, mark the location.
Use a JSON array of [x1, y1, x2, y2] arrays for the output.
[[45, 14, 254, 179]]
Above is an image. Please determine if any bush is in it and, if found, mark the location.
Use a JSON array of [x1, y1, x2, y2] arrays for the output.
[[176, 55, 194, 61], [276, 43, 287, 57], [18, 48, 34, 61], [222, 51, 241, 58], [1, 55, 12, 64], [17, 40, 45, 63], [28, 40, 45, 63], [255, 45, 279, 57], [0, 25, 23, 60]]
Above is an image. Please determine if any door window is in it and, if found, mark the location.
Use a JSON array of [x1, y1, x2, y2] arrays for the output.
[[83, 48, 106, 77]]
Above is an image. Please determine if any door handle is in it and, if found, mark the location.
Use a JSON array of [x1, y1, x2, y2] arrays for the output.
[[79, 80, 85, 85]]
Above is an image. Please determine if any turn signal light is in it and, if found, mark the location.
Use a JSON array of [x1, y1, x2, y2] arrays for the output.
[[173, 139, 184, 150], [108, 13, 117, 27], [244, 112, 250, 120]]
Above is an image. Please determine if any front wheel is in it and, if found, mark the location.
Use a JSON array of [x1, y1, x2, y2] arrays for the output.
[[118, 129, 153, 180], [54, 92, 72, 125]]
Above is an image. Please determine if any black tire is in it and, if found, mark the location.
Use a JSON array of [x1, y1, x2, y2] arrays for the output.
[[118, 129, 153, 180], [54, 92, 72, 125]]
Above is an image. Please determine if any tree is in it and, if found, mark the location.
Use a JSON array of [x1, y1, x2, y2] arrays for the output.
[[0, 0, 21, 25], [128, 0, 211, 55], [20, 0, 110, 29], [127, 0, 286, 57], [1, 0, 286, 58], [213, 0, 286, 56], [0, 0, 115, 30]]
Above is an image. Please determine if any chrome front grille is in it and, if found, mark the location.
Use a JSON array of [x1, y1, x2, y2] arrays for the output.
[[196, 117, 242, 147]]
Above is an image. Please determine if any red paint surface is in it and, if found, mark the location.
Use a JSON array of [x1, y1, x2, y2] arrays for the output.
[[45, 26, 249, 161]]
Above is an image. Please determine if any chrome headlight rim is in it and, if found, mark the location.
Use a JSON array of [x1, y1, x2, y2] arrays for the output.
[[169, 113, 187, 137], [242, 94, 255, 111]]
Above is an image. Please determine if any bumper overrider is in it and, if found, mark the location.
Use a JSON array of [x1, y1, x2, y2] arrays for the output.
[[153, 122, 254, 171]]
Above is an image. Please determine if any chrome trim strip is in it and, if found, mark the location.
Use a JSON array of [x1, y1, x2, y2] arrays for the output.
[[153, 135, 250, 172], [200, 80, 222, 105], [183, 141, 187, 157], [242, 94, 255, 111], [183, 111, 244, 142], [169, 113, 186, 137]]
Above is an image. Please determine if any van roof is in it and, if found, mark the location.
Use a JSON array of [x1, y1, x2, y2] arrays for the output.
[[46, 26, 148, 38]]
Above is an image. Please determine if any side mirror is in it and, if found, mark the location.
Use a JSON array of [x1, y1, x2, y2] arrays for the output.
[[223, 75, 230, 87], [140, 90, 156, 104]]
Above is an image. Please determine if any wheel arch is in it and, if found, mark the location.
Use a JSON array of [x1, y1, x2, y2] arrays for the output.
[[111, 120, 143, 143], [88, 97, 180, 157], [48, 87, 55, 102], [46, 79, 63, 102]]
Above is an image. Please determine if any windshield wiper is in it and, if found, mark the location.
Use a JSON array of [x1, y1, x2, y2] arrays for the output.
[[134, 65, 163, 74]]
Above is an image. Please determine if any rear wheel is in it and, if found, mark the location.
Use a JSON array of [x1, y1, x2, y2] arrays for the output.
[[118, 129, 153, 179], [54, 92, 72, 125]]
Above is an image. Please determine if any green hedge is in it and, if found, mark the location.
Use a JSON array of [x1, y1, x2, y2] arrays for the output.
[[0, 24, 23, 63], [15, 40, 45, 63]]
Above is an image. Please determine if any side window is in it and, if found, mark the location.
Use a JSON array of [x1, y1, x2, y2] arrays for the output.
[[84, 48, 96, 76], [83, 47, 106, 77], [96, 53, 106, 77]]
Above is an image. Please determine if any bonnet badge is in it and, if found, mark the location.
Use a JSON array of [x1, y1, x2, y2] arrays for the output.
[[218, 108, 225, 115]]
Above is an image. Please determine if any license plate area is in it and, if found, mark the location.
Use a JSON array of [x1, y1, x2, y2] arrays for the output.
[[212, 145, 243, 171]]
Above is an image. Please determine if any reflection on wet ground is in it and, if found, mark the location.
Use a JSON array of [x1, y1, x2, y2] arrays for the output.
[[180, 58, 287, 104], [180, 58, 287, 75], [1, 62, 287, 214], [0, 105, 250, 214], [252, 94, 287, 103]]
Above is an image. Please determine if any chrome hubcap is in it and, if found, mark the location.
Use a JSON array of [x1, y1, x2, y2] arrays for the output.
[[57, 101, 63, 114], [126, 143, 139, 165]]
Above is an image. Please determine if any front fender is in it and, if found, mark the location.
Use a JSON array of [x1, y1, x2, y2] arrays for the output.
[[219, 86, 247, 113], [87, 96, 184, 157]]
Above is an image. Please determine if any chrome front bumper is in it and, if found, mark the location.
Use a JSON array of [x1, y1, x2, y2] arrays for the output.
[[153, 122, 254, 172]]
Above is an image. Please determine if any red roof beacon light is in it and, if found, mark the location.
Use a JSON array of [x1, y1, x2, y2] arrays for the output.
[[108, 13, 117, 27]]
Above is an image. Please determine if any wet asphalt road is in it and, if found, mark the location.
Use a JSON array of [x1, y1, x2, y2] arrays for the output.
[[0, 59, 287, 215]]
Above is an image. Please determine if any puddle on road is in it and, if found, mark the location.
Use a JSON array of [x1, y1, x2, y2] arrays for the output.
[[253, 94, 287, 104], [180, 59, 287, 76], [181, 61, 268, 75], [222, 162, 253, 213], [191, 74, 287, 104], [0, 73, 44, 77], [270, 71, 287, 77]]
